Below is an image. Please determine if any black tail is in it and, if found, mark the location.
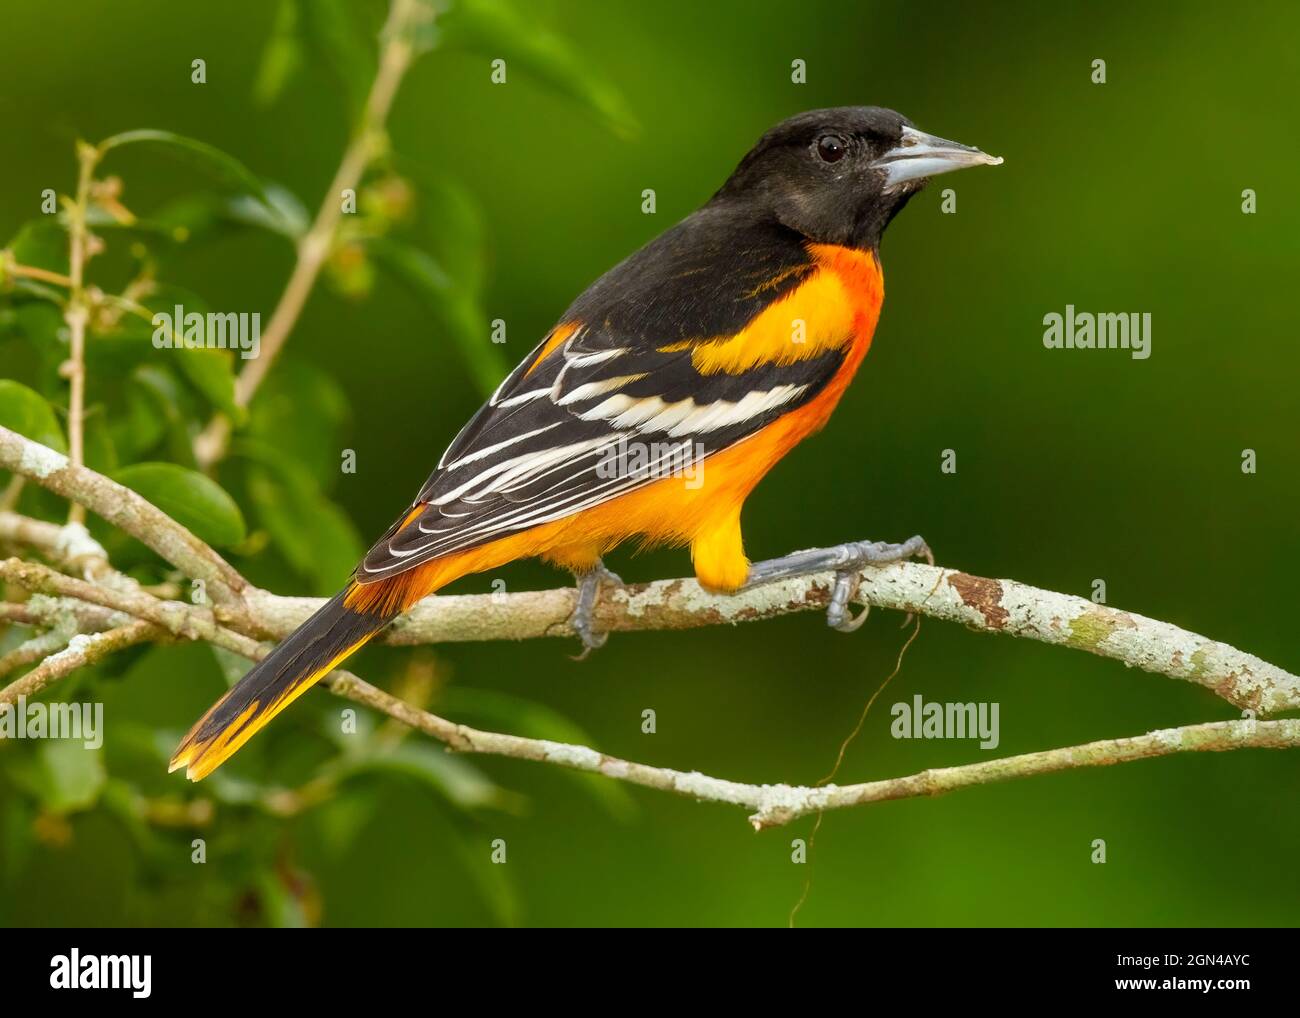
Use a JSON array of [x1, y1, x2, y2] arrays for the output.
[[169, 585, 392, 780]]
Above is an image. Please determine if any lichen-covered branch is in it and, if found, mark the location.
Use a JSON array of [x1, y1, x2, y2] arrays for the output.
[[0, 558, 255, 666], [247, 565, 1300, 715], [3, 424, 1299, 827], [5, 419, 1299, 714], [0, 510, 110, 577], [739, 719, 1300, 829], [0, 427, 248, 604], [0, 620, 157, 703], [0, 630, 72, 680]]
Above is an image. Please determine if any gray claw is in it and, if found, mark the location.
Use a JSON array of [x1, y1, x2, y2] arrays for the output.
[[569, 562, 622, 659], [744, 534, 931, 635], [826, 536, 929, 634]]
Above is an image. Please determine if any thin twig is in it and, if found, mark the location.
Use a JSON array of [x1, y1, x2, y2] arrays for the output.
[[0, 558, 252, 663], [0, 428, 248, 605], [0, 603, 40, 627], [0, 620, 157, 703], [0, 510, 110, 577], [62, 142, 100, 525], [0, 630, 72, 679], [2, 257, 73, 288], [193, 0, 430, 469]]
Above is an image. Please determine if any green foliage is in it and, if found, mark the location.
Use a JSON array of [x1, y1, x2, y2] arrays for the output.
[[0, 380, 67, 452], [112, 463, 247, 548], [438, 0, 640, 138], [368, 236, 509, 396], [9, 742, 107, 815], [0, 0, 638, 928], [8, 220, 69, 276], [98, 129, 272, 206], [244, 453, 365, 595]]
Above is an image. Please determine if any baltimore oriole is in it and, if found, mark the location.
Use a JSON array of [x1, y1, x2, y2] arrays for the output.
[[171, 107, 1001, 780]]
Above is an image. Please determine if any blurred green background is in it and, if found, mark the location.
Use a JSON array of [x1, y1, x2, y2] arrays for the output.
[[0, 0, 1297, 927]]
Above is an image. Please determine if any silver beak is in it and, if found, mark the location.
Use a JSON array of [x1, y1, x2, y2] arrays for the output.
[[873, 125, 1003, 188]]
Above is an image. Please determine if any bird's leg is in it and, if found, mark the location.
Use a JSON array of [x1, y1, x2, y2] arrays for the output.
[[568, 559, 623, 659], [742, 535, 932, 633]]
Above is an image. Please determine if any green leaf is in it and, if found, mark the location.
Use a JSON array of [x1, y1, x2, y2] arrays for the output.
[[9, 741, 107, 814], [438, 0, 639, 139], [137, 286, 243, 422], [298, 0, 376, 122], [98, 129, 270, 205], [334, 742, 520, 813], [114, 365, 201, 467], [246, 358, 351, 483], [117, 184, 307, 245], [7, 219, 69, 275], [1, 798, 37, 891], [448, 826, 521, 927], [438, 687, 637, 820], [367, 237, 508, 397], [313, 790, 376, 859], [254, 868, 309, 928], [253, 0, 304, 106], [0, 379, 67, 452], [176, 347, 241, 422], [8, 303, 67, 390], [82, 408, 118, 474], [114, 373, 168, 462], [243, 455, 364, 596], [113, 462, 247, 548], [224, 183, 310, 240], [414, 174, 487, 293]]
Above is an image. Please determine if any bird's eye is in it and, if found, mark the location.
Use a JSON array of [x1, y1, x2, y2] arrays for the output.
[[815, 135, 846, 163]]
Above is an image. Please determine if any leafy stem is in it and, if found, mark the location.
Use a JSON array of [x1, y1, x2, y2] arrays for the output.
[[60, 141, 102, 525], [193, 0, 433, 471]]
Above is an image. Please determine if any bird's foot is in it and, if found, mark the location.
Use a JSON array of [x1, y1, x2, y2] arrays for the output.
[[568, 560, 623, 659], [743, 535, 932, 633]]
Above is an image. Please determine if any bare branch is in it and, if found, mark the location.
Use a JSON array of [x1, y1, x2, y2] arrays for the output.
[[0, 510, 110, 577], [288, 675, 1300, 831], [0, 558, 253, 661], [739, 719, 1300, 829], [0, 427, 248, 604], [0, 630, 71, 679], [0, 620, 157, 703], [245, 564, 1300, 715]]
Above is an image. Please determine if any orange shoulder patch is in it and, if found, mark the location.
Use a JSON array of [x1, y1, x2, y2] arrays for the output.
[[688, 244, 883, 376]]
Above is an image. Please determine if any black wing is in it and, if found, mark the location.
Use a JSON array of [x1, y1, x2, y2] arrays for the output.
[[357, 210, 840, 580]]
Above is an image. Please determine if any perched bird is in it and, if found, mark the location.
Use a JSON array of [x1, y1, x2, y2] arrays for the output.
[[171, 106, 1001, 780]]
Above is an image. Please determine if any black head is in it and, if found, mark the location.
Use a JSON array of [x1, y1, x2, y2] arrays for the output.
[[711, 106, 1000, 251]]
